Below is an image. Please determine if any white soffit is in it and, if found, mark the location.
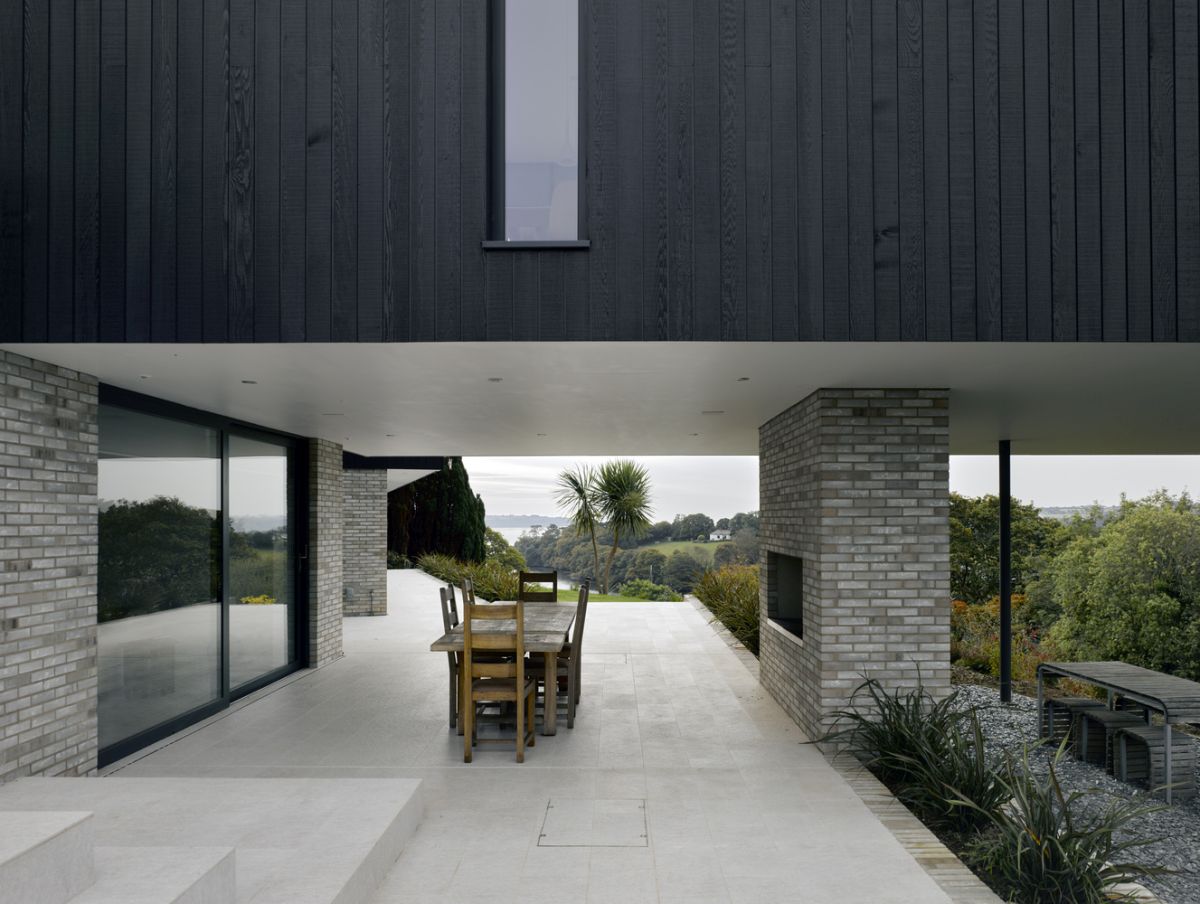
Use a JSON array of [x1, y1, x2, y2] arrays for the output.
[[5, 341, 1200, 456], [386, 469, 437, 492]]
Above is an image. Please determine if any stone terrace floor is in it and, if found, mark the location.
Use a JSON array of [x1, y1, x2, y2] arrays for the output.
[[106, 570, 954, 904]]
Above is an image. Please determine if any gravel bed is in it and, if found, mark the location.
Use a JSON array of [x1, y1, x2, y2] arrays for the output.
[[954, 683, 1200, 904]]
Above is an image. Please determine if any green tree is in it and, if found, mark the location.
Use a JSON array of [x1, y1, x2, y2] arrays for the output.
[[387, 458, 486, 563], [594, 460, 653, 593], [712, 543, 740, 569], [949, 493, 1068, 605], [632, 548, 668, 583], [484, 528, 526, 570], [672, 512, 715, 541], [1046, 497, 1200, 679], [98, 496, 220, 621], [733, 527, 760, 564], [556, 465, 603, 587], [664, 551, 704, 593]]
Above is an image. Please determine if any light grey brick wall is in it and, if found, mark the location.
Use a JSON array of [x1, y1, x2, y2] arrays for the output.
[[308, 439, 344, 667], [758, 388, 951, 742], [0, 350, 99, 782], [342, 470, 387, 616]]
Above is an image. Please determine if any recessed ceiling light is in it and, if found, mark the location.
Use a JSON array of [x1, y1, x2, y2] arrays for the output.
[[690, 432, 700, 437], [487, 377, 503, 383], [701, 410, 724, 415], [241, 379, 258, 385], [321, 412, 344, 417], [385, 434, 395, 438], [536, 433, 547, 437], [737, 376, 750, 382], [139, 374, 151, 380]]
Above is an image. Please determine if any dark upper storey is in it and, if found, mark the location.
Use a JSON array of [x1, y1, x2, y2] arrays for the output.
[[1, 0, 1198, 343]]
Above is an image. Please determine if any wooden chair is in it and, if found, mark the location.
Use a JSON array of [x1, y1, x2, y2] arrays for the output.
[[460, 577, 476, 605], [528, 581, 589, 729], [518, 570, 558, 602], [439, 586, 460, 730], [462, 600, 537, 763]]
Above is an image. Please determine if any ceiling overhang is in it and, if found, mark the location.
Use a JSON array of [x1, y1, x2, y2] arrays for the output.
[[5, 341, 1200, 456]]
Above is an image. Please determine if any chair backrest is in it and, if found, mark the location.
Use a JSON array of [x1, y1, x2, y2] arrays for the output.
[[518, 570, 558, 603], [571, 581, 590, 653], [460, 577, 476, 606], [439, 585, 459, 633], [463, 601, 525, 682]]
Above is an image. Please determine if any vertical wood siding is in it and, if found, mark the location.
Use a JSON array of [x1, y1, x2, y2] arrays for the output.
[[1, 0, 1197, 343]]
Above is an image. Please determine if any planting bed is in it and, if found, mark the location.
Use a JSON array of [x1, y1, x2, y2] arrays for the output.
[[955, 683, 1200, 904]]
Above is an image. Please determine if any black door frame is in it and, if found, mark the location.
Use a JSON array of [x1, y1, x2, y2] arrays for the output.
[[96, 385, 310, 767]]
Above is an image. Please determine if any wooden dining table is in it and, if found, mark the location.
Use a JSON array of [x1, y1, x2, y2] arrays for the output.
[[429, 601, 577, 736]]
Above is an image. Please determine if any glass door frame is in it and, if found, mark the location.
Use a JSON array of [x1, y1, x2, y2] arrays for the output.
[[97, 385, 310, 766], [223, 426, 307, 699]]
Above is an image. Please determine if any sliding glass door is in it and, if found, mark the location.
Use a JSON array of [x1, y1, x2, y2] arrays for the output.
[[97, 393, 305, 764], [228, 434, 297, 690], [98, 406, 224, 753]]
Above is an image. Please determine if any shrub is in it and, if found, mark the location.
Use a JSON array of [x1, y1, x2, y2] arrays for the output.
[[239, 594, 276, 605], [963, 746, 1167, 903], [694, 565, 759, 655], [821, 679, 1003, 834], [416, 553, 519, 602], [951, 594, 1054, 686], [1047, 500, 1200, 680], [386, 550, 410, 569], [617, 578, 683, 602]]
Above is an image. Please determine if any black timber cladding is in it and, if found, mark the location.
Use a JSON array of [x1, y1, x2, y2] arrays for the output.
[[0, 0, 1197, 343]]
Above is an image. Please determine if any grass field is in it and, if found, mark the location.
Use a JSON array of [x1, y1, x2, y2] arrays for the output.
[[634, 540, 732, 565], [554, 587, 667, 603]]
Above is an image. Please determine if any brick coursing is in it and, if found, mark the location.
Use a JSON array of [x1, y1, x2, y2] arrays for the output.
[[308, 439, 344, 667], [758, 388, 951, 742], [0, 350, 99, 783], [342, 470, 387, 616]]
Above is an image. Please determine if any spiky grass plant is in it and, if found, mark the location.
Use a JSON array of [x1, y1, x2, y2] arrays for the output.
[[821, 679, 1005, 833], [961, 745, 1168, 904]]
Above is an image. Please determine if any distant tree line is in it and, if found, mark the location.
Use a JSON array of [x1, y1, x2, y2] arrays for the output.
[[515, 509, 760, 594]]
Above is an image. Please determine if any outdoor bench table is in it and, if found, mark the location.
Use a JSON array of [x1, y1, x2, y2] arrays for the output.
[[430, 601, 577, 736], [1037, 661, 1200, 803]]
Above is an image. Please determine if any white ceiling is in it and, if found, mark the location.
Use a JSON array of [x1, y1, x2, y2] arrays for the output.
[[6, 341, 1200, 456]]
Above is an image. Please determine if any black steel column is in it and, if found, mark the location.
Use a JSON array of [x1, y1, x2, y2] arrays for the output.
[[999, 440, 1012, 704]]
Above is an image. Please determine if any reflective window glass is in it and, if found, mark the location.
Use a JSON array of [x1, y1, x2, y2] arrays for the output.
[[504, 0, 579, 240], [97, 406, 222, 751], [228, 436, 296, 688]]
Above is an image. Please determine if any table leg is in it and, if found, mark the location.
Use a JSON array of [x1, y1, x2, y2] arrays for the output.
[[1165, 723, 1173, 805], [1036, 674, 1044, 739], [458, 656, 468, 737], [543, 652, 558, 736]]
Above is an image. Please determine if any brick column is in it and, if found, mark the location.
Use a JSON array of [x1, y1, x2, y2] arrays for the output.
[[342, 469, 387, 616], [308, 439, 344, 667], [0, 351, 99, 782], [758, 388, 950, 742]]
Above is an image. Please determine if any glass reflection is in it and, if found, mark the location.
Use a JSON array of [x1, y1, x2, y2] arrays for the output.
[[228, 436, 295, 688], [97, 406, 222, 751], [505, 0, 579, 240]]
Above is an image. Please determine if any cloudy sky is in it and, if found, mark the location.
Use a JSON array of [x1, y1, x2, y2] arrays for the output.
[[466, 455, 1200, 521]]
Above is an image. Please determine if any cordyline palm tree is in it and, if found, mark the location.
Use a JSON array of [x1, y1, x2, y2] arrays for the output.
[[595, 460, 652, 594], [555, 465, 602, 588]]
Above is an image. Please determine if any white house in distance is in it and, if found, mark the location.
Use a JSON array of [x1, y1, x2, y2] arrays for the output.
[[709, 529, 732, 542]]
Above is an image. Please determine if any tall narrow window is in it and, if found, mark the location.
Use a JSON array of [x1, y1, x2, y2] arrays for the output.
[[493, 0, 582, 242]]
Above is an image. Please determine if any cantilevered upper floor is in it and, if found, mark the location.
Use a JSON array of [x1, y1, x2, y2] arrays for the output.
[[1, 0, 1198, 343]]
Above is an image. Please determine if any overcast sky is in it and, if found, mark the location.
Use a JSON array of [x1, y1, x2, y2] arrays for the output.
[[466, 455, 1200, 521]]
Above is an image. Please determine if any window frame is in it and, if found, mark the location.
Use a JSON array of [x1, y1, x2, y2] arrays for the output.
[[485, 0, 590, 249]]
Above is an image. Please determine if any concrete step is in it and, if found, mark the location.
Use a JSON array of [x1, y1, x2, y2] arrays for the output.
[[0, 810, 94, 904], [72, 846, 235, 904], [0, 777, 424, 904]]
